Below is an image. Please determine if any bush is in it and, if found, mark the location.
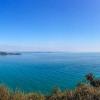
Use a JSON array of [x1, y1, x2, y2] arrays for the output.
[[0, 74, 100, 100]]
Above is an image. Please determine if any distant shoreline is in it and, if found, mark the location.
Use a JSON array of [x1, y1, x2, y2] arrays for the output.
[[0, 51, 21, 56]]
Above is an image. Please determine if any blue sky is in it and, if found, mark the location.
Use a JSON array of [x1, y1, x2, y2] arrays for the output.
[[0, 0, 100, 52]]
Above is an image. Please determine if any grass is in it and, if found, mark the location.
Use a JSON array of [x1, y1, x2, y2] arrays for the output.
[[0, 74, 100, 100]]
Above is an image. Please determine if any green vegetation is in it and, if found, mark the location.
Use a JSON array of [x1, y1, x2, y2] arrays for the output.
[[0, 74, 100, 100]]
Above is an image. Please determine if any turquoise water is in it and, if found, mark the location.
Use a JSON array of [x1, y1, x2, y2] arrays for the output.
[[0, 52, 100, 94]]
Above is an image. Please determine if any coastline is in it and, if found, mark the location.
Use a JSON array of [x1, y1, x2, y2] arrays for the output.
[[0, 74, 100, 100], [0, 51, 21, 56], [0, 81, 99, 100]]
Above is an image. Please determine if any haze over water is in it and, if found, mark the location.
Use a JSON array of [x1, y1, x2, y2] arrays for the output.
[[0, 52, 100, 94]]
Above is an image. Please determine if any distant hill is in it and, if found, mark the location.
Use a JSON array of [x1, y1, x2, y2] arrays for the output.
[[0, 51, 21, 56]]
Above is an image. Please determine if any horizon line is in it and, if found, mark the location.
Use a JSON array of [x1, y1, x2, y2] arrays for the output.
[[1, 51, 100, 53]]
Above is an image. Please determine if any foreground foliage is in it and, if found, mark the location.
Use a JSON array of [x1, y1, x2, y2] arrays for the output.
[[0, 74, 100, 100]]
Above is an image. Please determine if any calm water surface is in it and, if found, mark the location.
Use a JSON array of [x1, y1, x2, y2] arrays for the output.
[[0, 52, 100, 94]]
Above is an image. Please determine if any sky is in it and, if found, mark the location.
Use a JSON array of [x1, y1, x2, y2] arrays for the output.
[[0, 0, 100, 52]]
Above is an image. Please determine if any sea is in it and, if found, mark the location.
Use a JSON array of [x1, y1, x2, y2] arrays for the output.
[[0, 52, 100, 94]]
